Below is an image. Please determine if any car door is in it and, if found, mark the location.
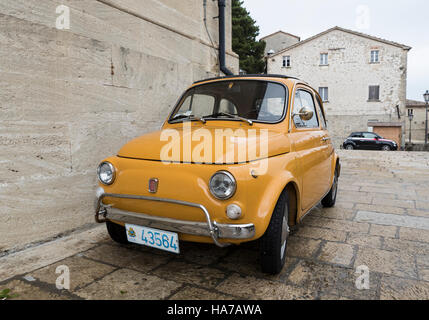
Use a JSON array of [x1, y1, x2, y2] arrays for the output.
[[289, 86, 328, 212], [361, 132, 378, 150], [349, 133, 364, 149], [313, 93, 333, 195]]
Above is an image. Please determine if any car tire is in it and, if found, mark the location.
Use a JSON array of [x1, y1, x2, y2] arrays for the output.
[[345, 144, 354, 150], [106, 221, 129, 244], [321, 167, 338, 208], [381, 145, 391, 151], [259, 190, 290, 275]]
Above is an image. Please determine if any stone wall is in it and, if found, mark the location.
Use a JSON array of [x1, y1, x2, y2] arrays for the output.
[[268, 29, 409, 147], [262, 31, 300, 56], [406, 107, 428, 143], [0, 0, 238, 252]]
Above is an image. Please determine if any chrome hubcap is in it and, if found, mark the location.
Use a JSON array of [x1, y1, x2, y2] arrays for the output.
[[280, 213, 289, 260]]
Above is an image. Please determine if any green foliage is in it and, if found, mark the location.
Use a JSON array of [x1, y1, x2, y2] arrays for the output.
[[232, 0, 266, 74], [0, 288, 18, 300]]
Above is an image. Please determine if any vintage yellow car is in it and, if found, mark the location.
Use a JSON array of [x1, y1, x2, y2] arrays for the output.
[[95, 75, 340, 274]]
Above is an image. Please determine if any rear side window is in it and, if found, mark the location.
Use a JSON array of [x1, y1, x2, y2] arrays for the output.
[[315, 97, 327, 129]]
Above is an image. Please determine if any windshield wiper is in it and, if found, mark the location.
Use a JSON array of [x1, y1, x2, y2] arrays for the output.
[[204, 112, 253, 126], [170, 114, 206, 124]]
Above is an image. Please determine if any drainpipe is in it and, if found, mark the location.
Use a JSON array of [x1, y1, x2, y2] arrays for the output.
[[218, 0, 233, 75]]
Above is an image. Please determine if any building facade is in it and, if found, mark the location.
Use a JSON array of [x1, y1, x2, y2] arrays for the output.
[[406, 99, 429, 144], [261, 31, 300, 56], [266, 27, 411, 148], [0, 0, 238, 251]]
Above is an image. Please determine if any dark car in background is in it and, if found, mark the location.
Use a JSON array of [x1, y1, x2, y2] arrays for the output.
[[343, 132, 398, 151]]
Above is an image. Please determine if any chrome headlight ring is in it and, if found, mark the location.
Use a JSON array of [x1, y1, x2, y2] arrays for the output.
[[97, 161, 116, 185], [209, 171, 237, 200]]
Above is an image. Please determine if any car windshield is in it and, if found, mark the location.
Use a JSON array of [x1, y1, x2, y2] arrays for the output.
[[169, 80, 287, 123]]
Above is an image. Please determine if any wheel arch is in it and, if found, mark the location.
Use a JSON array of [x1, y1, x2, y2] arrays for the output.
[[335, 154, 341, 177], [263, 177, 301, 228], [254, 172, 302, 239], [284, 182, 300, 227]]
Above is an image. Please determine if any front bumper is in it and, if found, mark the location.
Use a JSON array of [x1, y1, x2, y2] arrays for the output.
[[94, 187, 255, 247]]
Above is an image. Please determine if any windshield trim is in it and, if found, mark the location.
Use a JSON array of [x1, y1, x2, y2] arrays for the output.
[[167, 79, 289, 125]]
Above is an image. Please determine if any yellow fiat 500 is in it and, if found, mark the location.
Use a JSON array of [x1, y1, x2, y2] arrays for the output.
[[95, 75, 340, 274]]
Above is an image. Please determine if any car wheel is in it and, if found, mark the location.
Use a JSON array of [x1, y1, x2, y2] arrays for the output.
[[259, 190, 290, 275], [345, 144, 354, 150], [106, 221, 129, 244], [321, 167, 338, 208], [381, 145, 391, 151]]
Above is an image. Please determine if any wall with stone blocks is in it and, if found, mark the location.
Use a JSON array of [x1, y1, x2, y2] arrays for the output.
[[263, 32, 300, 56], [0, 0, 238, 251], [407, 108, 428, 143]]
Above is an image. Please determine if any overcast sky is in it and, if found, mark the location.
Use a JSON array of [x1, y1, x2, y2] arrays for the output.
[[242, 0, 429, 101]]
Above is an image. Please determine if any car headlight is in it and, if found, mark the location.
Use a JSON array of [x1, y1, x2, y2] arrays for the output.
[[97, 162, 116, 185], [209, 171, 236, 200]]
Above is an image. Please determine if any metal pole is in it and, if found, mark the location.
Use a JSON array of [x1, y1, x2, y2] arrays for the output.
[[409, 117, 412, 144], [217, 0, 233, 76], [425, 102, 429, 145]]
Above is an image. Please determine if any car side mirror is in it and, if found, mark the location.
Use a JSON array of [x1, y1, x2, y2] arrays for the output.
[[293, 107, 314, 122]]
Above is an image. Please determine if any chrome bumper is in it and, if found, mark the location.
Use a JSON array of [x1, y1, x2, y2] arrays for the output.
[[94, 187, 255, 247]]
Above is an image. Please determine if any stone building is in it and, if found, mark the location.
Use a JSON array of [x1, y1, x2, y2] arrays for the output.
[[266, 26, 411, 148], [0, 0, 238, 251], [406, 99, 428, 144], [261, 31, 300, 56]]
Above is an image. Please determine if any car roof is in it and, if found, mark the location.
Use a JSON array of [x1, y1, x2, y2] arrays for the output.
[[192, 74, 301, 85]]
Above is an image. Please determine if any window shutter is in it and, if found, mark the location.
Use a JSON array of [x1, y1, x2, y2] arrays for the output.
[[369, 86, 380, 100]]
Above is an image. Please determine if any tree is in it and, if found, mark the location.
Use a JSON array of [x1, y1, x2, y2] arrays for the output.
[[232, 0, 266, 74]]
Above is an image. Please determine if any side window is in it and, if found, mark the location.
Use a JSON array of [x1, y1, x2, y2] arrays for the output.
[[315, 96, 327, 129], [363, 132, 377, 139], [293, 90, 319, 129], [282, 56, 291, 68]]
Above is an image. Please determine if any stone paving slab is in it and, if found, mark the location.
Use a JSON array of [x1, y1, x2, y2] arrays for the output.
[[0, 150, 428, 300], [355, 211, 429, 230], [0, 225, 108, 282]]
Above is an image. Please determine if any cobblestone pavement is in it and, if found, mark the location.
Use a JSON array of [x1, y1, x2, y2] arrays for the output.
[[1, 150, 428, 300]]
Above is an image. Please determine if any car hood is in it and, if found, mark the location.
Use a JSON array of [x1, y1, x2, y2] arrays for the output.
[[117, 126, 291, 164]]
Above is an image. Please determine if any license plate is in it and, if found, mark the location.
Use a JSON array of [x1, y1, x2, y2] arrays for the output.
[[125, 224, 180, 254]]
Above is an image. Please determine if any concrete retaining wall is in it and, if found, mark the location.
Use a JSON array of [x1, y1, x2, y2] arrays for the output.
[[0, 0, 238, 252]]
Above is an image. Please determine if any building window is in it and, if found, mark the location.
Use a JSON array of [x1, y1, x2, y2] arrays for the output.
[[371, 50, 379, 63], [320, 53, 328, 66], [369, 85, 380, 101], [282, 56, 291, 68], [319, 87, 329, 102]]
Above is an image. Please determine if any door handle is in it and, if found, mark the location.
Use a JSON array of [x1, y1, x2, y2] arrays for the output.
[[321, 137, 331, 142]]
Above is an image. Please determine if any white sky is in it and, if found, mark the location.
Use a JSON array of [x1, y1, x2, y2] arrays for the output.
[[242, 0, 429, 101]]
